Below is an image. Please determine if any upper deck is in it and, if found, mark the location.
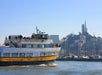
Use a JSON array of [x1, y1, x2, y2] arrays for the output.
[[4, 27, 58, 48]]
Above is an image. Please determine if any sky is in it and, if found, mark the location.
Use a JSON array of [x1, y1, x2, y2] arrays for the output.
[[0, 0, 102, 44]]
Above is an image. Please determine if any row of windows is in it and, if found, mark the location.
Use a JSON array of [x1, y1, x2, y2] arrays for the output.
[[22, 44, 52, 48], [0, 52, 57, 57], [1, 53, 33, 57], [40, 52, 57, 56]]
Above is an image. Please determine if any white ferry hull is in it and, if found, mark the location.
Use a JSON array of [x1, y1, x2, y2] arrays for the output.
[[0, 47, 60, 66]]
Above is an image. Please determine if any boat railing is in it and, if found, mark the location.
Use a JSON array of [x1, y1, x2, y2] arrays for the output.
[[21, 39, 52, 42]]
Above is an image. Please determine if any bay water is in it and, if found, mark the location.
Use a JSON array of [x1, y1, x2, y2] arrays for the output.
[[0, 61, 102, 75]]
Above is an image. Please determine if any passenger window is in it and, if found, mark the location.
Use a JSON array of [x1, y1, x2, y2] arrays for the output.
[[22, 44, 26, 48], [26, 53, 33, 57], [3, 53, 10, 57], [40, 52, 46, 56], [19, 53, 25, 57], [38, 44, 43, 48], [26, 44, 32, 48], [44, 44, 51, 48], [0, 52, 1, 57], [33, 44, 38, 48], [12, 53, 18, 57]]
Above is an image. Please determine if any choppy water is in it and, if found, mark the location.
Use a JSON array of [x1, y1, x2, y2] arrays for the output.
[[0, 61, 102, 75]]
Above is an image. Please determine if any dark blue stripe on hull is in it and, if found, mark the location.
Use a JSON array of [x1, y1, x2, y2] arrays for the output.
[[0, 60, 54, 66]]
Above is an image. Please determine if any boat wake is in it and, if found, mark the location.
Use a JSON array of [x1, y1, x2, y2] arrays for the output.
[[36, 63, 58, 67]]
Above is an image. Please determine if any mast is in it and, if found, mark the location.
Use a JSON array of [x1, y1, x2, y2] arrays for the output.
[[36, 26, 39, 34]]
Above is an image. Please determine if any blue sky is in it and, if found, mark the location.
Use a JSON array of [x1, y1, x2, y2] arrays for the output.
[[0, 0, 102, 44]]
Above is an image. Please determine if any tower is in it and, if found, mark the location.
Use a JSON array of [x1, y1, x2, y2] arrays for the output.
[[82, 20, 87, 35]]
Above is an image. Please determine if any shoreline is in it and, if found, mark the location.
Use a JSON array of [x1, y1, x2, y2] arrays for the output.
[[56, 58, 102, 62]]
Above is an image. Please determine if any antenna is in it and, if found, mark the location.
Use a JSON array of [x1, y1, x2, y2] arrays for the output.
[[85, 19, 86, 26], [36, 26, 39, 34]]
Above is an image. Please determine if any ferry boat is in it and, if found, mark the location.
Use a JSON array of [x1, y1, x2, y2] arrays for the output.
[[0, 27, 60, 66]]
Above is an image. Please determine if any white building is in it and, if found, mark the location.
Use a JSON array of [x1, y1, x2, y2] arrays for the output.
[[48, 35, 59, 44]]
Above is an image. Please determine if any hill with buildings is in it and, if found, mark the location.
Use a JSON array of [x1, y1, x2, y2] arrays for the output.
[[60, 21, 102, 59]]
